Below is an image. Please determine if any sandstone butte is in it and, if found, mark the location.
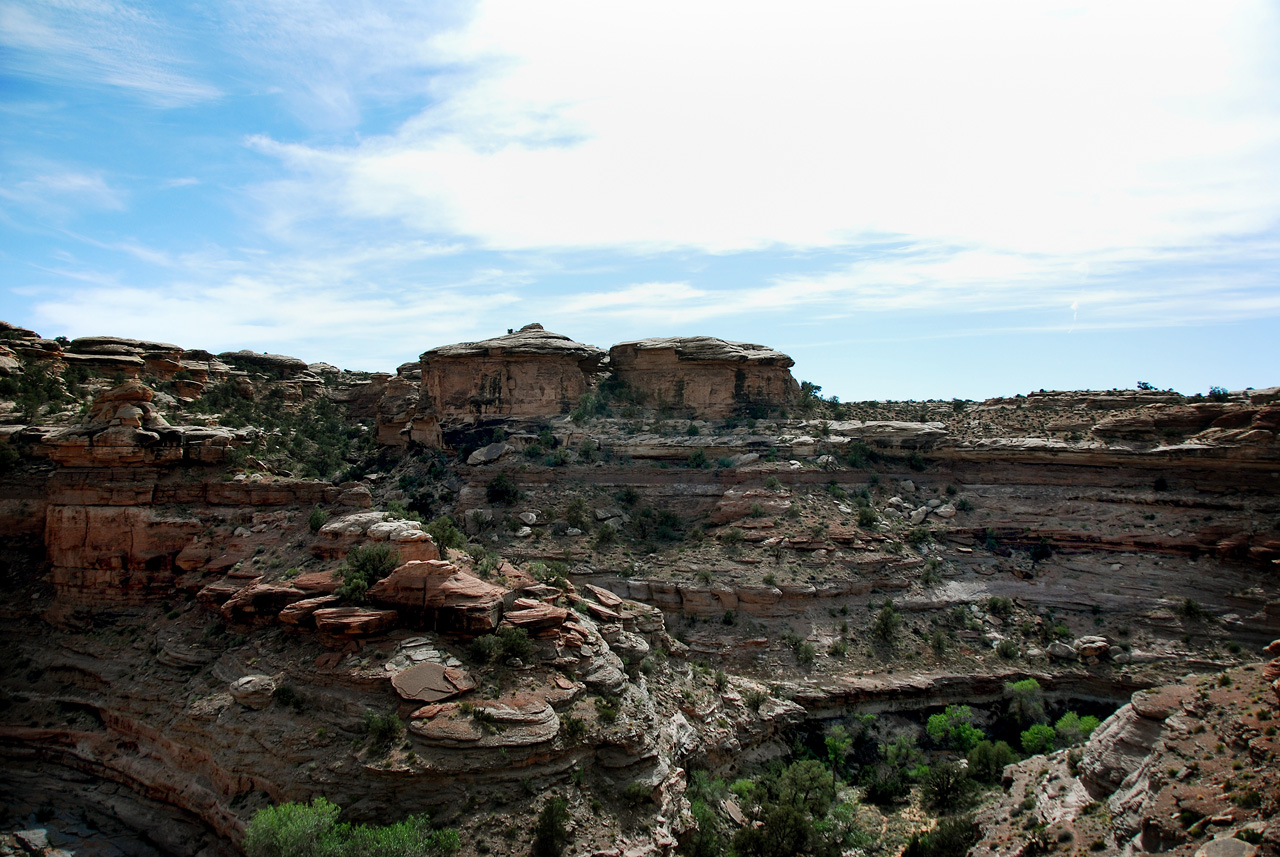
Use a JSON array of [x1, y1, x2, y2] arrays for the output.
[[0, 316, 1279, 857]]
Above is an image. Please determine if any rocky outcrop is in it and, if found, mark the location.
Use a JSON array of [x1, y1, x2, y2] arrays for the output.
[[409, 325, 604, 444], [366, 560, 506, 633], [608, 337, 799, 419]]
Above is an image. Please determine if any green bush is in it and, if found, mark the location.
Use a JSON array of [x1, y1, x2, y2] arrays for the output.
[[243, 797, 458, 857], [337, 544, 401, 602], [902, 815, 979, 857], [687, 449, 709, 469], [967, 740, 1017, 784], [307, 507, 328, 533], [1021, 723, 1057, 755], [921, 761, 971, 813], [1005, 678, 1045, 725], [365, 709, 404, 749], [926, 705, 984, 752], [485, 473, 521, 505], [469, 626, 535, 665], [1053, 711, 1101, 747], [565, 497, 591, 530], [872, 599, 901, 644], [424, 517, 467, 552], [529, 798, 570, 857]]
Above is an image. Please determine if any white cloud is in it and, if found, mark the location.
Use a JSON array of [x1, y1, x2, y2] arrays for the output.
[[250, 0, 1280, 267], [24, 239, 515, 368]]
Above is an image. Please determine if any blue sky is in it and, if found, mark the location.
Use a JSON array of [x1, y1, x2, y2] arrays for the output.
[[2, 1, 1278, 400]]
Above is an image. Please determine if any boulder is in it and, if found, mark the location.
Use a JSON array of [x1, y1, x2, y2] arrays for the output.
[[312, 607, 399, 636], [229, 675, 276, 709], [467, 442, 513, 465], [504, 603, 570, 632], [409, 697, 560, 748], [1075, 635, 1110, 658], [1048, 640, 1078, 660], [365, 560, 506, 633], [391, 662, 476, 703]]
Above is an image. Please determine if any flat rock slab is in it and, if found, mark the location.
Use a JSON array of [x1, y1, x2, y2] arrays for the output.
[[409, 698, 559, 748], [585, 583, 623, 607], [313, 607, 399, 636], [504, 604, 569, 631], [392, 662, 476, 702]]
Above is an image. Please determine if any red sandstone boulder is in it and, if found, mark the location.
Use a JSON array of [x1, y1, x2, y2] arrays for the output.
[[313, 607, 399, 636], [390, 662, 476, 703], [503, 603, 569, 632], [278, 594, 340, 626], [220, 583, 309, 624], [365, 560, 506, 633]]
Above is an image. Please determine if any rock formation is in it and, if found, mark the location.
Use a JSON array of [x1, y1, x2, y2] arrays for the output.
[[409, 324, 605, 445], [608, 336, 799, 418]]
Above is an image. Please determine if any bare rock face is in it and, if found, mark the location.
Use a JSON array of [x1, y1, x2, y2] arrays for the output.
[[216, 350, 309, 378], [1078, 684, 1189, 799], [365, 559, 506, 633], [414, 325, 604, 435], [608, 337, 799, 419]]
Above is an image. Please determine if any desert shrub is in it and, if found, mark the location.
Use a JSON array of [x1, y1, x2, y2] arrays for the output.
[[468, 634, 502, 665], [470, 626, 535, 665], [955, 498, 973, 512], [795, 641, 816, 668], [857, 506, 877, 528], [1029, 538, 1053, 562], [592, 525, 617, 550], [241, 798, 458, 857], [243, 797, 341, 857], [1053, 711, 1101, 747], [861, 764, 910, 805], [872, 599, 901, 644], [764, 476, 781, 490], [1021, 723, 1057, 755], [905, 526, 931, 546], [337, 544, 400, 602], [743, 689, 768, 712], [485, 473, 521, 505], [967, 740, 1018, 784], [902, 815, 979, 857], [365, 709, 404, 749], [1177, 598, 1210, 622], [1208, 386, 1229, 402], [425, 516, 467, 552], [996, 639, 1020, 660], [564, 497, 591, 530], [921, 761, 971, 812], [906, 451, 927, 472], [687, 449, 709, 469], [307, 507, 328, 532], [986, 596, 1013, 617]]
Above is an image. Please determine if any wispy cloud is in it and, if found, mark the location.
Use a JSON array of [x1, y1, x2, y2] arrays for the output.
[[0, 1, 220, 105], [0, 167, 126, 215]]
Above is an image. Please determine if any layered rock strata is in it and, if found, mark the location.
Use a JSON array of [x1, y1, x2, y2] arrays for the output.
[[608, 337, 799, 419]]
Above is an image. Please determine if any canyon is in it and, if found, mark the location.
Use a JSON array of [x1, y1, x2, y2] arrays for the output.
[[1, 320, 1278, 857]]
